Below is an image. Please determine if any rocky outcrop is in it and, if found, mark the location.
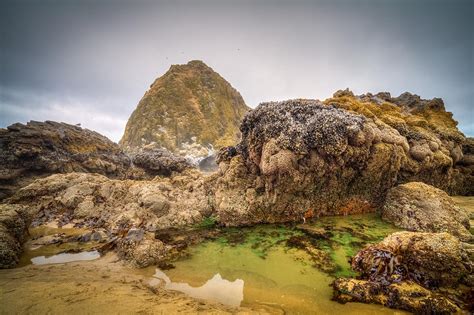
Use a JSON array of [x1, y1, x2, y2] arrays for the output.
[[327, 90, 473, 195], [128, 147, 192, 177], [213, 90, 472, 226], [0, 121, 197, 201], [333, 231, 473, 313], [0, 204, 30, 268], [214, 99, 407, 225], [1, 170, 217, 268], [120, 60, 249, 159], [0, 121, 131, 200], [7, 171, 213, 232], [382, 182, 472, 241]]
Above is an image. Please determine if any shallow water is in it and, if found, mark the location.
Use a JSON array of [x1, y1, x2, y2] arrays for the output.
[[31, 250, 100, 265], [156, 213, 404, 314], [18, 225, 100, 266]]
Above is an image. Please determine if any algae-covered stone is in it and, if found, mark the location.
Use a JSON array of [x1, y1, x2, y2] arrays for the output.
[[333, 231, 473, 313], [0, 204, 30, 268], [333, 279, 462, 314], [352, 231, 472, 288], [382, 182, 472, 241]]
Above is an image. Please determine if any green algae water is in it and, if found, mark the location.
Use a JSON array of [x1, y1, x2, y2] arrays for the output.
[[155, 213, 405, 314]]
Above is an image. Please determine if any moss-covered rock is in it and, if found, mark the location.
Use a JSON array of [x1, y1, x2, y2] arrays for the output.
[[120, 60, 249, 159]]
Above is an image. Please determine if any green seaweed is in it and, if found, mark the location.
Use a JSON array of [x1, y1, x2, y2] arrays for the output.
[[196, 215, 218, 229]]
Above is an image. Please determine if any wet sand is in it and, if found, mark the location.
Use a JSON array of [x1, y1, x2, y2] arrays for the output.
[[0, 253, 266, 314]]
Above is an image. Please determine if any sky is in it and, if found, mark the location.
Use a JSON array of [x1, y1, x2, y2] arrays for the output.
[[1, 0, 473, 142]]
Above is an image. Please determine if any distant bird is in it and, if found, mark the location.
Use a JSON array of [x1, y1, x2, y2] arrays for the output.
[[75, 123, 81, 127]]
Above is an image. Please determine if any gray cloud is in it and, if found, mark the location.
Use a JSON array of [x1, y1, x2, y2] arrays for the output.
[[1, 0, 473, 142]]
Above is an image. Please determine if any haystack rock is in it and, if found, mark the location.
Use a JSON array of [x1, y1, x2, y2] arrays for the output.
[[120, 60, 250, 163]]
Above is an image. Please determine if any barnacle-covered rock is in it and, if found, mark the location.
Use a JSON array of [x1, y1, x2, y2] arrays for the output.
[[333, 231, 473, 312], [129, 148, 192, 177], [215, 99, 406, 225], [382, 182, 471, 241], [333, 279, 462, 314], [351, 232, 472, 288], [327, 91, 472, 195], [0, 204, 30, 268]]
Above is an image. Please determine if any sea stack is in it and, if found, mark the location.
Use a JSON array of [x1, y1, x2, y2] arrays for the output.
[[120, 60, 249, 161]]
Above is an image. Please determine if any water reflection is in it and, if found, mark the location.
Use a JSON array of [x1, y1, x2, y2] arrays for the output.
[[153, 269, 244, 307], [31, 250, 100, 265]]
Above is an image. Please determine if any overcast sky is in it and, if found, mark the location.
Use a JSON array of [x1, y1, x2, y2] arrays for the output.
[[1, 0, 473, 142]]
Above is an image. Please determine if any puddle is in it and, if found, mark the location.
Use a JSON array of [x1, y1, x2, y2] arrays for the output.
[[18, 226, 102, 267], [31, 250, 101, 265], [152, 270, 244, 307], [155, 213, 405, 314]]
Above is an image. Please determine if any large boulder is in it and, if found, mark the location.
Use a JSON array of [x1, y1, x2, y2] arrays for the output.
[[214, 90, 472, 226], [382, 182, 472, 241], [215, 99, 407, 225], [351, 232, 473, 288], [333, 231, 473, 313]]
